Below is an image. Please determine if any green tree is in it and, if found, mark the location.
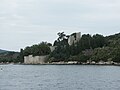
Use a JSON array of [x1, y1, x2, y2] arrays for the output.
[[23, 42, 51, 56], [19, 49, 24, 62], [92, 34, 105, 48]]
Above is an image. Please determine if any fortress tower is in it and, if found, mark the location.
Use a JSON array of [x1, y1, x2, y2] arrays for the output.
[[68, 32, 81, 45]]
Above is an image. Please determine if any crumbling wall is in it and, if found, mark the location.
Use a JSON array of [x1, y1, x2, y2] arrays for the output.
[[24, 55, 48, 64]]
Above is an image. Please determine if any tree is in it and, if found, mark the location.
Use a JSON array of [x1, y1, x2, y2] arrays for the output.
[[112, 46, 120, 62], [50, 32, 70, 61], [92, 34, 105, 48], [23, 42, 51, 56], [57, 32, 66, 41], [90, 47, 113, 62], [19, 49, 24, 62], [78, 34, 92, 51], [23, 46, 31, 56]]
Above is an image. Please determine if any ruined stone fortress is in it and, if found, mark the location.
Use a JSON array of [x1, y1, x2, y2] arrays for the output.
[[24, 55, 48, 64], [68, 32, 81, 45], [24, 32, 81, 64]]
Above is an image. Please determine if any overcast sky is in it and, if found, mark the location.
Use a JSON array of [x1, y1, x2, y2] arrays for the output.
[[0, 0, 120, 51]]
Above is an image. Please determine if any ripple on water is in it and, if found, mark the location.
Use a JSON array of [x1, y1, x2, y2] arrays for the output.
[[0, 65, 120, 90]]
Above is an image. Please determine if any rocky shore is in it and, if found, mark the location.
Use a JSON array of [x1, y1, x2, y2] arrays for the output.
[[23, 61, 120, 66], [0, 61, 120, 66]]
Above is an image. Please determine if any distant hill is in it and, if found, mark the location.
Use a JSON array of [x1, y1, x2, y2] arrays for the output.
[[0, 49, 20, 63], [0, 49, 8, 53]]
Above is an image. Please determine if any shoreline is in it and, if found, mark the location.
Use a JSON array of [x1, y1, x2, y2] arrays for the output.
[[1, 63, 120, 66], [22, 63, 120, 66]]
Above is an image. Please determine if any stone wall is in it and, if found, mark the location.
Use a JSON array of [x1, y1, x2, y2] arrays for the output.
[[49, 46, 56, 52], [24, 55, 48, 64], [68, 32, 81, 45]]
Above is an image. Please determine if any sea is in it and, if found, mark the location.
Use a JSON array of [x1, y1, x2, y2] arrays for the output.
[[0, 65, 120, 90]]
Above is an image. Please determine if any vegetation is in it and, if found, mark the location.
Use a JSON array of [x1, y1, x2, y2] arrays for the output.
[[0, 49, 7, 53], [0, 51, 20, 63], [23, 42, 51, 56], [0, 42, 51, 63], [49, 32, 120, 63], [0, 32, 120, 64]]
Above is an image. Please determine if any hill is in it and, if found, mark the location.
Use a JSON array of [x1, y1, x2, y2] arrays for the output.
[[0, 49, 8, 53], [0, 49, 20, 63]]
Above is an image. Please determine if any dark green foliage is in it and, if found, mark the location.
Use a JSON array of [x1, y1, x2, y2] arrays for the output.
[[80, 34, 92, 50], [23, 46, 32, 56], [78, 34, 105, 50], [50, 32, 70, 61], [90, 33, 120, 63], [111, 46, 120, 62], [50, 40, 70, 61], [69, 42, 80, 55], [23, 42, 51, 56], [78, 54, 90, 62], [50, 33, 93, 62], [92, 34, 105, 48], [19, 49, 24, 62], [68, 54, 90, 63], [50, 32, 120, 63], [90, 47, 113, 62], [0, 52, 20, 63]]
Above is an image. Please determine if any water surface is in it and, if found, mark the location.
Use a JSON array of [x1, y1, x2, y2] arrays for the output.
[[0, 65, 120, 90]]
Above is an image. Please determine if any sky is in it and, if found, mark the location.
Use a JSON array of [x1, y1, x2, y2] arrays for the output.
[[0, 0, 120, 51]]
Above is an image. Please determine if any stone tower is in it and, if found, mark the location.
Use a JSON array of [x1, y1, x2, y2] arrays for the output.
[[68, 32, 81, 45]]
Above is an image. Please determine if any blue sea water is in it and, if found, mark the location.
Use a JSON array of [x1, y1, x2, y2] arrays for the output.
[[0, 65, 120, 90]]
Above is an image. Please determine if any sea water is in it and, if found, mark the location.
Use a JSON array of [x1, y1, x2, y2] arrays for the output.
[[0, 65, 120, 90]]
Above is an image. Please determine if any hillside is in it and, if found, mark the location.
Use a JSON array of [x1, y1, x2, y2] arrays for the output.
[[0, 49, 8, 53], [0, 50, 20, 63]]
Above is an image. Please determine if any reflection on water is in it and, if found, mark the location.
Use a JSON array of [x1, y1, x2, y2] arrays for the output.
[[0, 65, 120, 90]]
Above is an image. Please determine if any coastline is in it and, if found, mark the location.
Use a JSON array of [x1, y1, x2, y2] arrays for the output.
[[22, 63, 120, 66], [1, 62, 120, 66], [12, 63, 120, 66]]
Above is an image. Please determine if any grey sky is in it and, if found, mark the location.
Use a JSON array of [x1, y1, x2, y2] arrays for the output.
[[0, 0, 120, 51]]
